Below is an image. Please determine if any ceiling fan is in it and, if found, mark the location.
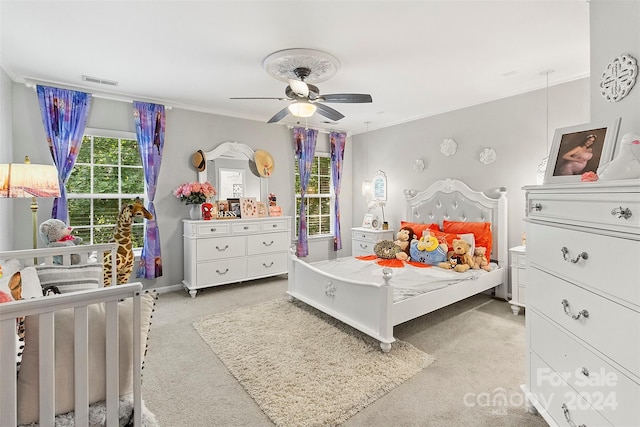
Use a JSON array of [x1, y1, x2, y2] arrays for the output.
[[231, 67, 373, 123]]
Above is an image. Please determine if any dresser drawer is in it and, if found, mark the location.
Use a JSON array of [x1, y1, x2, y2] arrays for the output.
[[196, 236, 246, 260], [261, 219, 289, 232], [529, 352, 613, 427], [529, 267, 640, 378], [352, 229, 387, 241], [247, 252, 287, 277], [196, 222, 231, 237], [528, 222, 640, 306], [531, 311, 640, 426], [528, 191, 640, 232], [196, 258, 246, 285], [247, 232, 290, 255], [353, 239, 376, 255], [232, 221, 260, 234]]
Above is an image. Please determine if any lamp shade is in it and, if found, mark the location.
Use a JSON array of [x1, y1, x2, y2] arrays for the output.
[[361, 180, 373, 197], [288, 102, 317, 118], [0, 162, 60, 198]]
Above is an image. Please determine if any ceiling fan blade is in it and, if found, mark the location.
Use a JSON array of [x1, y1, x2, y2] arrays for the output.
[[315, 103, 345, 121], [319, 93, 373, 103], [288, 79, 309, 97], [267, 106, 291, 123], [230, 97, 290, 100]]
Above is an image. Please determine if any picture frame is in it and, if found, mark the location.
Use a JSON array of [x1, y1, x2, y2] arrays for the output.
[[240, 197, 258, 218], [227, 198, 241, 218], [362, 213, 374, 228], [544, 118, 621, 184]]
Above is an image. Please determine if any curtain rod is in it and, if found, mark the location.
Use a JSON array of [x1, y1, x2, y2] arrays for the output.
[[286, 125, 351, 137], [24, 79, 173, 110]]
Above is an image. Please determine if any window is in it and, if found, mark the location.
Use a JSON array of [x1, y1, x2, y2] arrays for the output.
[[294, 153, 333, 237], [66, 129, 146, 248]]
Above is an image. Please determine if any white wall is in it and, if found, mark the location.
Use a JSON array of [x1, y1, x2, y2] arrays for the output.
[[351, 78, 590, 251]]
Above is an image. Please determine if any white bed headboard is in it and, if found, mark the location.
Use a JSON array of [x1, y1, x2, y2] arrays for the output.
[[403, 178, 508, 270]]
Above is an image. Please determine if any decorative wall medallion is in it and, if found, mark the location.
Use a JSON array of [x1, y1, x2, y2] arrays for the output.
[[440, 138, 458, 156], [263, 48, 340, 83], [479, 148, 497, 165], [414, 158, 425, 172], [599, 54, 637, 102]]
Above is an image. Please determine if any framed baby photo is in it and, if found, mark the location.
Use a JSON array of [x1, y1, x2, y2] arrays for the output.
[[227, 198, 241, 218], [544, 117, 621, 184]]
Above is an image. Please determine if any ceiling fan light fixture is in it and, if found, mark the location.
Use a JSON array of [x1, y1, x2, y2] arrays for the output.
[[288, 102, 316, 118]]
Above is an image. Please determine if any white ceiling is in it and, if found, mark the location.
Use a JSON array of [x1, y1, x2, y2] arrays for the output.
[[0, 0, 590, 135]]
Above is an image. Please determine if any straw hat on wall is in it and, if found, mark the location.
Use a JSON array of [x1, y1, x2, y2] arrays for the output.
[[254, 150, 274, 177], [191, 150, 206, 172]]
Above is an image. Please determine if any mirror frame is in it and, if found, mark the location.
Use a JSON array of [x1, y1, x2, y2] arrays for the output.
[[372, 170, 387, 201], [198, 141, 266, 202]]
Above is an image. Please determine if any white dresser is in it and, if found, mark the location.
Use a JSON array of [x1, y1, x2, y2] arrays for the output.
[[509, 245, 526, 315], [351, 227, 394, 256], [522, 181, 640, 427], [183, 217, 292, 297]]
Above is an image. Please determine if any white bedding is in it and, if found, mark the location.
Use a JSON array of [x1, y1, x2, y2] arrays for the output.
[[311, 257, 500, 302]]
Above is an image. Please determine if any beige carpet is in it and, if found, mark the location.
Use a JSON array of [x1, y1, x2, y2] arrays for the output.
[[193, 297, 435, 427]]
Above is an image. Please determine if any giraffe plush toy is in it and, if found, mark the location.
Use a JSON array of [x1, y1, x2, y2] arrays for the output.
[[103, 198, 153, 286]]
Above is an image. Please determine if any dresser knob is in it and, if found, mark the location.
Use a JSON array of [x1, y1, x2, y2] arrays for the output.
[[611, 206, 632, 220], [562, 299, 589, 320], [215, 268, 229, 275], [581, 367, 590, 377], [244, 226, 249, 230], [360, 243, 368, 249], [210, 228, 216, 232], [272, 224, 278, 228], [561, 247, 588, 263], [263, 240, 274, 247], [262, 261, 274, 268], [216, 245, 229, 251], [532, 203, 542, 212]]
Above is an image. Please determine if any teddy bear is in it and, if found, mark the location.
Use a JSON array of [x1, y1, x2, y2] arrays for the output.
[[393, 226, 415, 261], [39, 218, 83, 264], [438, 238, 476, 272], [473, 246, 491, 271]]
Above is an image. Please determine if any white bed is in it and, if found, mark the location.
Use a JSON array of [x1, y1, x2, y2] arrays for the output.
[[287, 178, 508, 352], [0, 244, 154, 427]]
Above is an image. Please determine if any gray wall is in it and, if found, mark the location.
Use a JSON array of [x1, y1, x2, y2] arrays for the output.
[[6, 84, 354, 289], [0, 68, 14, 248], [590, 0, 639, 137], [351, 78, 590, 252]]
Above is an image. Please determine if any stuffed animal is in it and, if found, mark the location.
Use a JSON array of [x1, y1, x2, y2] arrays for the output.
[[438, 238, 476, 272], [597, 132, 640, 181], [374, 240, 401, 259], [39, 218, 83, 264], [410, 231, 448, 265], [393, 226, 415, 261], [473, 246, 491, 271]]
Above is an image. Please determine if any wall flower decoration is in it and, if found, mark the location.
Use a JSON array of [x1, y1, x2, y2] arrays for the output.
[[440, 138, 458, 156], [479, 148, 497, 165], [174, 181, 216, 205]]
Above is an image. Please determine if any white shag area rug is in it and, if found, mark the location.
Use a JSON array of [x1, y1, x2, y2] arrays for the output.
[[193, 297, 435, 427]]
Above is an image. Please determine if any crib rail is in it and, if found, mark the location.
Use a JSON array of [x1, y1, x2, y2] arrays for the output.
[[0, 283, 144, 427], [0, 243, 118, 287]]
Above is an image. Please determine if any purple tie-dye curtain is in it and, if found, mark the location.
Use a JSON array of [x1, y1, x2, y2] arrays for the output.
[[37, 85, 92, 224], [293, 126, 318, 257], [330, 132, 347, 251], [133, 101, 164, 279]]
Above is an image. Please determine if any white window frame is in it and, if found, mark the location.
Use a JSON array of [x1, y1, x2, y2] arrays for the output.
[[66, 128, 146, 250], [294, 152, 334, 239]]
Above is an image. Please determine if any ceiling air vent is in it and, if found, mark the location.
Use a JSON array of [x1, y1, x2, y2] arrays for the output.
[[82, 75, 118, 86]]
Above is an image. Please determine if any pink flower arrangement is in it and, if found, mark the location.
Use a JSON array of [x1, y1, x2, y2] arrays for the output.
[[580, 171, 598, 182], [174, 181, 216, 205]]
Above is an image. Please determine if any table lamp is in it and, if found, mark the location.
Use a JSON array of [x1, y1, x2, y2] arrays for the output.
[[0, 156, 61, 248]]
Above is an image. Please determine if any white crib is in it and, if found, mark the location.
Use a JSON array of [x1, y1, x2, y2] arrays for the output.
[[0, 244, 146, 427]]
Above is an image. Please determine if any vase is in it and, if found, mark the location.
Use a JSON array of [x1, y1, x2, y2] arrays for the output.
[[189, 204, 201, 220]]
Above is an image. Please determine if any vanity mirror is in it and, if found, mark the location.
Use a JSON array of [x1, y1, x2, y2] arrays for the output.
[[197, 141, 267, 202]]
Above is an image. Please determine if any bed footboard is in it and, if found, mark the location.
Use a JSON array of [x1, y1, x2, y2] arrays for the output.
[[287, 252, 395, 352]]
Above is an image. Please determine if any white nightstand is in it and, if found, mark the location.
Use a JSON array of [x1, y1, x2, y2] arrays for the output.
[[508, 245, 526, 315], [351, 227, 394, 257]]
